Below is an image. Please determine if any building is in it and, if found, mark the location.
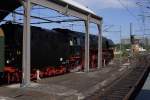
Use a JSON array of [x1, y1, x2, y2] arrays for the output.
[[121, 38, 131, 45]]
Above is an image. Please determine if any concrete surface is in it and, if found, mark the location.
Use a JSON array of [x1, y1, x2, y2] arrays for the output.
[[136, 73, 150, 100], [0, 63, 131, 100]]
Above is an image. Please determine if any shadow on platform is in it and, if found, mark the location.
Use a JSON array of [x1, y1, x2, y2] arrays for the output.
[[136, 89, 150, 100]]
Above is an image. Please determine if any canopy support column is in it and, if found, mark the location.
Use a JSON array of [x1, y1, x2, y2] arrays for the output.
[[21, 0, 31, 87], [84, 15, 90, 72], [97, 21, 103, 69]]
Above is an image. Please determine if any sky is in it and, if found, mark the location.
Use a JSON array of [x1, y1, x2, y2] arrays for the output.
[[74, 0, 150, 43], [3, 0, 150, 43]]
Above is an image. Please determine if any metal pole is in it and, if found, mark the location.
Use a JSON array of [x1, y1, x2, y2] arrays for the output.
[[130, 23, 132, 42], [143, 14, 146, 50], [21, 0, 31, 87], [97, 21, 103, 69], [12, 12, 16, 23], [120, 26, 122, 65], [84, 15, 90, 72], [130, 23, 133, 56]]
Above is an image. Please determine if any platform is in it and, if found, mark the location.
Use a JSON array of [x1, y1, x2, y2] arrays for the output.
[[136, 72, 150, 100], [0, 61, 131, 100]]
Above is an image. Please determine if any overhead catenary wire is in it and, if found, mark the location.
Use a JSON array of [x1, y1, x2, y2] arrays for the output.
[[147, 0, 150, 3], [117, 0, 149, 38], [117, 0, 139, 22], [136, 1, 150, 38], [0, 9, 57, 23], [0, 9, 84, 24]]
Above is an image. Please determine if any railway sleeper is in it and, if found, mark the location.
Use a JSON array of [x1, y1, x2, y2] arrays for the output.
[[120, 81, 137, 84], [111, 90, 129, 94], [107, 94, 124, 99], [110, 91, 128, 96], [112, 85, 133, 89], [100, 96, 122, 100]]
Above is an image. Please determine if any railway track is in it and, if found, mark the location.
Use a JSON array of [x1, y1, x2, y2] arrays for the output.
[[86, 55, 150, 100]]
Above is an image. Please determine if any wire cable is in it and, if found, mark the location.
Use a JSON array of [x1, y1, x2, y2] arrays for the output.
[[117, 0, 139, 22]]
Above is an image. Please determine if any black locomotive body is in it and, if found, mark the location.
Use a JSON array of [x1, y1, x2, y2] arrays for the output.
[[0, 22, 114, 83], [1, 22, 114, 68]]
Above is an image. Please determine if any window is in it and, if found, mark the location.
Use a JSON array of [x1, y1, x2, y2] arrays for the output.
[[77, 38, 81, 45], [70, 40, 73, 46]]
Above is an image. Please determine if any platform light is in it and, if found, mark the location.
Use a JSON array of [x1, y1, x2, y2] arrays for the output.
[[60, 57, 63, 61], [6, 60, 10, 64]]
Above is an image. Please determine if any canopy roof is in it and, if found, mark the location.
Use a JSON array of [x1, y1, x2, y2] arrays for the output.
[[0, 0, 102, 24], [55, 0, 95, 14], [0, 0, 21, 21]]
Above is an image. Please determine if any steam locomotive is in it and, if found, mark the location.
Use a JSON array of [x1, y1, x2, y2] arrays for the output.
[[0, 22, 114, 83]]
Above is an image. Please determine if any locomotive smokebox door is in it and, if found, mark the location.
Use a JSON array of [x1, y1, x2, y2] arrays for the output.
[[0, 28, 4, 72]]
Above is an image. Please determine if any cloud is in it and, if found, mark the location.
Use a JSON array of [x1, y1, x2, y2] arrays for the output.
[[75, 0, 136, 9]]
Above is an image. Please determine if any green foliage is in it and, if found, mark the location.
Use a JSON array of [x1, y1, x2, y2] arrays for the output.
[[115, 43, 131, 57]]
